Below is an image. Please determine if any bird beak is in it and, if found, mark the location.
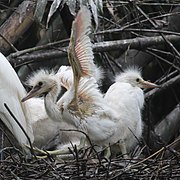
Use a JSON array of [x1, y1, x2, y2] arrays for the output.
[[140, 80, 160, 89], [21, 86, 41, 102]]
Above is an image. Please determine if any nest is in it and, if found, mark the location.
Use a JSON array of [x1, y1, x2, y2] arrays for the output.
[[0, 140, 180, 179]]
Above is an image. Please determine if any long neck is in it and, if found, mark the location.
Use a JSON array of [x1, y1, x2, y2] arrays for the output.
[[44, 82, 62, 122], [57, 87, 81, 128]]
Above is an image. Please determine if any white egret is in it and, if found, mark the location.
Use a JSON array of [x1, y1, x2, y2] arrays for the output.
[[21, 68, 119, 155], [0, 52, 34, 155], [28, 97, 81, 149], [57, 65, 103, 90], [104, 68, 159, 154]]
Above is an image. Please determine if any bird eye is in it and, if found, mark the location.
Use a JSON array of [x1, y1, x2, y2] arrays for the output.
[[136, 78, 140, 82], [38, 82, 43, 86]]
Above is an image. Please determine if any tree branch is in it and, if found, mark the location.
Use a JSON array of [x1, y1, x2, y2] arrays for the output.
[[145, 74, 180, 99], [7, 34, 180, 67], [0, 1, 35, 54]]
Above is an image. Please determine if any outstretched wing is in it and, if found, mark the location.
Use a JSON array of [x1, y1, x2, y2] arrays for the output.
[[68, 6, 94, 79], [68, 6, 96, 111], [77, 77, 104, 117]]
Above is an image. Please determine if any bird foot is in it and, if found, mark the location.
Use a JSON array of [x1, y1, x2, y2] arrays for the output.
[[25, 144, 73, 157], [103, 146, 111, 161]]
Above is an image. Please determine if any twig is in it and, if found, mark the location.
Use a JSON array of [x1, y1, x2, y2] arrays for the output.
[[96, 28, 180, 36], [133, 3, 180, 58], [4, 103, 36, 158], [8, 38, 69, 59], [145, 49, 180, 71], [59, 128, 102, 165], [0, 33, 18, 52]]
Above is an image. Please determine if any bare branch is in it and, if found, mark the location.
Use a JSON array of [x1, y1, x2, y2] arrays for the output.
[[8, 34, 180, 67], [145, 74, 180, 99], [0, 1, 35, 54]]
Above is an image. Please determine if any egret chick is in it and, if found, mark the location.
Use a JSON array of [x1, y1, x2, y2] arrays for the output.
[[104, 67, 159, 154], [21, 6, 114, 155]]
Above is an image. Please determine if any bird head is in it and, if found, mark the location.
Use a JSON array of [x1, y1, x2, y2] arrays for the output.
[[115, 67, 160, 89], [22, 70, 58, 102]]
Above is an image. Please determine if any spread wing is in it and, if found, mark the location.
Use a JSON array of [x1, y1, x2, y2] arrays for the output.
[[77, 77, 103, 117], [68, 6, 94, 80], [68, 6, 95, 110]]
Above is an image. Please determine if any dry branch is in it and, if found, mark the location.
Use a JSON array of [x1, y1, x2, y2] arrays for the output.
[[0, 1, 35, 54], [7, 34, 180, 67], [145, 74, 180, 99], [93, 34, 180, 53], [155, 104, 180, 145]]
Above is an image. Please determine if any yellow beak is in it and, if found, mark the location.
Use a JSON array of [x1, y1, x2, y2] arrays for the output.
[[140, 80, 160, 89], [21, 86, 41, 102]]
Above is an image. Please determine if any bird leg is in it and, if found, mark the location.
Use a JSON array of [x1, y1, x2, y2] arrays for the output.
[[25, 144, 73, 156], [118, 139, 129, 159], [79, 136, 86, 149], [25, 139, 87, 159], [103, 146, 111, 160]]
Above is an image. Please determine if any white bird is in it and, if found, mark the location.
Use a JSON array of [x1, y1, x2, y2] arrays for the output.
[[0, 52, 34, 155], [56, 65, 103, 90], [21, 68, 119, 155], [28, 97, 81, 149], [104, 68, 159, 154], [0, 53, 81, 156], [21, 6, 102, 135]]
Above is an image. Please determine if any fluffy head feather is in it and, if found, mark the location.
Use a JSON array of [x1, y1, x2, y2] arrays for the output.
[[22, 69, 61, 102], [115, 67, 143, 87], [115, 67, 159, 89], [27, 69, 56, 88], [57, 66, 73, 90]]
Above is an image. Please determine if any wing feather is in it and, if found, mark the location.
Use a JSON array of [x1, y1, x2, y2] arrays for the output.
[[68, 6, 95, 80]]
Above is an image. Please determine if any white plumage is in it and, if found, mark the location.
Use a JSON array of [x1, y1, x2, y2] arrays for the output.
[[22, 68, 117, 149], [104, 68, 159, 152], [0, 52, 34, 155]]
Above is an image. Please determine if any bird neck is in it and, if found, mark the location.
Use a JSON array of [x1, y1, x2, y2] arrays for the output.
[[44, 81, 62, 122]]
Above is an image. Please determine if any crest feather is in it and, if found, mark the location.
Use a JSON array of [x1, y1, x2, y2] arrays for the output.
[[27, 69, 56, 87], [115, 67, 142, 83]]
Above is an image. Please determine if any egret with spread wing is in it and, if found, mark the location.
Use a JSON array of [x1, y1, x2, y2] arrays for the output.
[[21, 6, 114, 154]]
